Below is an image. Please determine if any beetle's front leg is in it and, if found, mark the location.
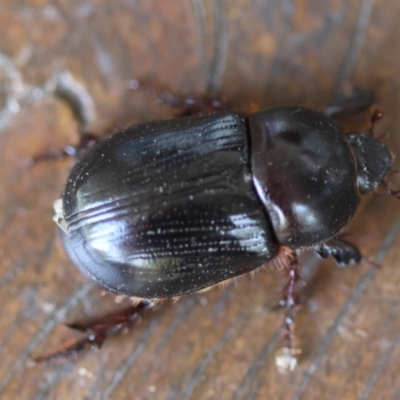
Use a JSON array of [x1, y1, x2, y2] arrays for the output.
[[31, 299, 155, 363], [324, 87, 375, 119], [313, 237, 362, 268]]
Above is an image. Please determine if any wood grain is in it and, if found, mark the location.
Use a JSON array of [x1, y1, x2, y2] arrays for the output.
[[1, 1, 400, 399]]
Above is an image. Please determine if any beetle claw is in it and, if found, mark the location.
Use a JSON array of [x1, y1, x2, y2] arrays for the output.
[[31, 337, 93, 364]]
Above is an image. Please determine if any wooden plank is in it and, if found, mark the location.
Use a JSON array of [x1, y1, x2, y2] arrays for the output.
[[1, 1, 400, 399]]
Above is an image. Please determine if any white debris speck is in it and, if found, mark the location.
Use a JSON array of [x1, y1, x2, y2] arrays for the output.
[[354, 329, 367, 338], [78, 367, 93, 379], [275, 347, 301, 373], [41, 302, 56, 314]]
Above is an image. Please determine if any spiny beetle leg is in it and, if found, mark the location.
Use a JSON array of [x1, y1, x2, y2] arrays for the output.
[[24, 131, 99, 165], [128, 79, 230, 116], [280, 254, 302, 350], [31, 300, 155, 363]]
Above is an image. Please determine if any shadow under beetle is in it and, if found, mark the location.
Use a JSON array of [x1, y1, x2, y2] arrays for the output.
[[34, 87, 395, 370]]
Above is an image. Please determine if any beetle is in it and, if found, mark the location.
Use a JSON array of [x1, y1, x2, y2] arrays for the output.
[[35, 88, 394, 368]]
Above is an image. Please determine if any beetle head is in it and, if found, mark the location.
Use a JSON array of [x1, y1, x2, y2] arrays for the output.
[[346, 133, 392, 194]]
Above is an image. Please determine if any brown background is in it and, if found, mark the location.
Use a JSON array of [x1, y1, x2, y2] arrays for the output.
[[1, 1, 400, 399]]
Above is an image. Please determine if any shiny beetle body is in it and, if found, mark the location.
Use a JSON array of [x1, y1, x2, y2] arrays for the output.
[[56, 107, 391, 299]]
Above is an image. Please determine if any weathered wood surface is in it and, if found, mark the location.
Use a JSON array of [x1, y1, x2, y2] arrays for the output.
[[1, 1, 400, 399]]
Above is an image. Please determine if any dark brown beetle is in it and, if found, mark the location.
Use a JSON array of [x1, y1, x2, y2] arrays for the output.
[[34, 88, 394, 369]]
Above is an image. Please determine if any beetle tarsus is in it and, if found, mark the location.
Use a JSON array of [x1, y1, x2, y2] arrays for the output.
[[275, 253, 304, 372], [129, 80, 230, 116], [31, 336, 97, 364], [324, 87, 375, 119], [280, 252, 301, 352], [24, 131, 100, 165], [31, 300, 155, 363]]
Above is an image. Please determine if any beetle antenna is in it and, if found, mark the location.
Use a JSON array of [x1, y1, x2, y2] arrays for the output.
[[362, 256, 380, 269], [368, 107, 383, 136], [389, 188, 400, 199]]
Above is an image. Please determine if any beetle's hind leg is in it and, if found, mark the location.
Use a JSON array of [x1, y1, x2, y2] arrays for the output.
[[128, 79, 231, 116], [23, 72, 102, 165], [31, 299, 155, 363], [24, 131, 100, 165]]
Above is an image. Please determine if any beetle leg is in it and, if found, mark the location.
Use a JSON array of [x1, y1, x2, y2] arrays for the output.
[[128, 79, 230, 116], [24, 131, 99, 165], [31, 300, 155, 363], [313, 237, 362, 268], [276, 252, 302, 370], [324, 88, 375, 119], [173, 95, 231, 116]]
